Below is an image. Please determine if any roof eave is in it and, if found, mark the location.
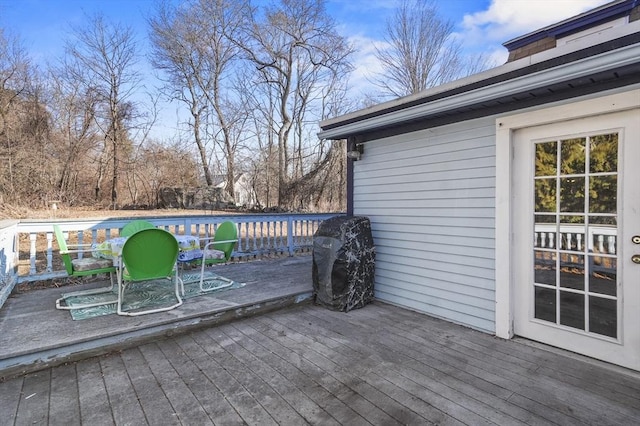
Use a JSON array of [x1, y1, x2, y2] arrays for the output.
[[503, 0, 636, 50], [319, 19, 640, 141]]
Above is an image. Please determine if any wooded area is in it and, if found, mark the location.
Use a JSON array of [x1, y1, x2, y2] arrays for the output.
[[0, 0, 488, 215]]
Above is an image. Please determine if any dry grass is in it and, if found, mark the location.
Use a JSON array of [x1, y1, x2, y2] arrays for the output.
[[2, 204, 232, 220]]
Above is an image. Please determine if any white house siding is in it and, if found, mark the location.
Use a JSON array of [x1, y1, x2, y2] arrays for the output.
[[354, 117, 497, 332]]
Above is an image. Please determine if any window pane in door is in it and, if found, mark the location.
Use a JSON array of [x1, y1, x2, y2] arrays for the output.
[[560, 254, 584, 290], [589, 296, 617, 338], [560, 138, 586, 175], [534, 250, 556, 285], [560, 291, 585, 330], [560, 177, 585, 212], [535, 141, 557, 176], [589, 176, 617, 214], [589, 256, 616, 296], [589, 216, 617, 226], [535, 286, 556, 323], [590, 134, 617, 173], [535, 179, 557, 212]]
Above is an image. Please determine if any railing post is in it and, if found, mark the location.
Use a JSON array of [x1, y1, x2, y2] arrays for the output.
[[46, 231, 53, 273], [287, 216, 294, 256], [29, 233, 37, 275]]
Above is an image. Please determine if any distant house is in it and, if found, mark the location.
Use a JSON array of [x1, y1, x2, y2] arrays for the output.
[[320, 0, 640, 371], [212, 173, 256, 208]]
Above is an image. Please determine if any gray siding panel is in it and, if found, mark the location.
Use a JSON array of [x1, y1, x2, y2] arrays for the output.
[[354, 117, 497, 332]]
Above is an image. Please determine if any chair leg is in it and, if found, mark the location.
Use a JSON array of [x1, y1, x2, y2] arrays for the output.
[[117, 272, 183, 316], [55, 272, 117, 310], [199, 261, 234, 293], [116, 269, 127, 316]]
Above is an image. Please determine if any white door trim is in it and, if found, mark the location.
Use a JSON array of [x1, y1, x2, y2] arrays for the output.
[[494, 88, 640, 339]]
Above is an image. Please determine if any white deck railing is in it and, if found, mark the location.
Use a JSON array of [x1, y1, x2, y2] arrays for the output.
[[534, 223, 617, 277], [534, 223, 617, 254], [0, 213, 342, 308]]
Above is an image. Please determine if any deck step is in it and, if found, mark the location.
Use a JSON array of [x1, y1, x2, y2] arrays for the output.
[[0, 290, 313, 380], [0, 255, 316, 380]]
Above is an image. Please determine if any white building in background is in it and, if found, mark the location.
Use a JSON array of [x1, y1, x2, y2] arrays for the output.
[[212, 173, 256, 208]]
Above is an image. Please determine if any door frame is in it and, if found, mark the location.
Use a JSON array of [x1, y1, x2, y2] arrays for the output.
[[494, 87, 640, 339]]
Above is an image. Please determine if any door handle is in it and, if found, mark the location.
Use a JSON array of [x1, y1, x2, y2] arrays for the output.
[[633, 255, 640, 264]]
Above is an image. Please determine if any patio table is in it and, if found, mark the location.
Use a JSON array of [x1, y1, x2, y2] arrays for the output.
[[92, 235, 202, 266], [174, 235, 202, 262], [93, 234, 207, 296], [92, 237, 127, 266]]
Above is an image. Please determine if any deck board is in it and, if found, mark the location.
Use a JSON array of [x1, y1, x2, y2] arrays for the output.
[[49, 363, 80, 426], [289, 310, 534, 425], [76, 359, 114, 425], [252, 315, 430, 426], [0, 254, 639, 425], [229, 320, 370, 425], [0, 375, 22, 425], [213, 325, 341, 425], [356, 304, 640, 424], [119, 347, 181, 426], [153, 338, 243, 424], [355, 305, 635, 425], [0, 303, 639, 425], [99, 353, 147, 425], [15, 369, 50, 426], [138, 342, 215, 425], [275, 306, 502, 425], [180, 333, 278, 425], [199, 326, 310, 426]]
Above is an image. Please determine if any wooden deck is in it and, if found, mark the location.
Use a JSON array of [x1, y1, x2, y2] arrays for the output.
[[0, 255, 314, 379], [1, 257, 640, 425]]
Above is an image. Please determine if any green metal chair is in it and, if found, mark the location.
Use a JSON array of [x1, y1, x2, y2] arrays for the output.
[[120, 219, 155, 237], [117, 228, 183, 316], [53, 224, 118, 310], [196, 221, 238, 292]]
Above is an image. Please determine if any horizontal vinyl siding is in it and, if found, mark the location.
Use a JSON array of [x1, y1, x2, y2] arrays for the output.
[[354, 117, 496, 332]]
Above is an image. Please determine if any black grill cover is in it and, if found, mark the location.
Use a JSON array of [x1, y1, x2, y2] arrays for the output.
[[312, 216, 375, 312]]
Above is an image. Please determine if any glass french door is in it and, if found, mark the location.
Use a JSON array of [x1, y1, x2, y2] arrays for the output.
[[513, 109, 640, 371]]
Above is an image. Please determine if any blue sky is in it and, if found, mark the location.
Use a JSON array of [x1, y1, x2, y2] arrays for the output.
[[1, 0, 613, 73], [0, 0, 612, 137]]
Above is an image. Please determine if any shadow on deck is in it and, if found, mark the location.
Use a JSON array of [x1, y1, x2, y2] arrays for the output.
[[0, 255, 314, 379]]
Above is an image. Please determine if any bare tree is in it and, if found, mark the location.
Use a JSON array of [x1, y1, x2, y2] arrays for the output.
[[129, 138, 200, 207], [193, 0, 250, 203], [149, 0, 250, 203], [240, 71, 279, 209], [240, 0, 353, 208], [0, 28, 33, 203], [149, 1, 213, 187], [375, 0, 484, 98], [46, 66, 101, 203], [65, 14, 141, 208]]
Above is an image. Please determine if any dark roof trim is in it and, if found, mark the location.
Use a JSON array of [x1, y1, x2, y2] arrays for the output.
[[320, 31, 640, 135], [356, 64, 640, 142], [503, 0, 638, 51]]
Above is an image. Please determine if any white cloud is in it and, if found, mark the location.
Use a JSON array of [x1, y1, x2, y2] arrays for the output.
[[459, 0, 612, 50], [339, 0, 617, 99], [345, 34, 390, 97]]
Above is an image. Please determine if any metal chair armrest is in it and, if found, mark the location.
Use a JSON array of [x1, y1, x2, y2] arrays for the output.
[[66, 243, 93, 248], [60, 248, 93, 255], [202, 239, 237, 250]]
